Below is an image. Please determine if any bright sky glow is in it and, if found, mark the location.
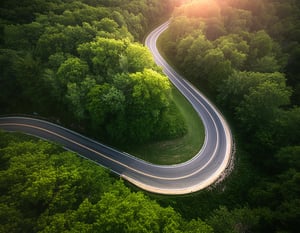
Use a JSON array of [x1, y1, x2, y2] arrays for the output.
[[178, 0, 220, 18], [188, 0, 213, 3]]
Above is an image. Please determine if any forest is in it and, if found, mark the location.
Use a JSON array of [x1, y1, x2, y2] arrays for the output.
[[159, 0, 300, 232], [1, 0, 300, 232], [0, 131, 214, 233], [0, 0, 185, 145]]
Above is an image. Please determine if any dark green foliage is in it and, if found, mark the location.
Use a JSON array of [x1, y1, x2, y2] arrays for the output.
[[247, 146, 300, 232], [218, 71, 292, 152], [207, 206, 259, 233], [159, 0, 300, 232], [0, 132, 213, 233], [1, 0, 300, 232], [0, 0, 186, 145]]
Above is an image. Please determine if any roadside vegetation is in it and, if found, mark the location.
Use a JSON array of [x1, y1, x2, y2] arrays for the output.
[[0, 131, 213, 233], [0, 0, 187, 147], [159, 0, 300, 232], [126, 87, 204, 165], [1, 0, 300, 233]]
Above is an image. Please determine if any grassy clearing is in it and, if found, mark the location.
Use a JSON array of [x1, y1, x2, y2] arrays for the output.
[[127, 86, 205, 165]]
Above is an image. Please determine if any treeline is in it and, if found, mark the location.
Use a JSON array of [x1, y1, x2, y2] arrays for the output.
[[0, 0, 186, 145], [0, 131, 214, 233], [159, 0, 300, 232]]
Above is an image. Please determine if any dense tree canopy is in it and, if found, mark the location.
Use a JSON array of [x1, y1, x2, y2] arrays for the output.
[[159, 0, 300, 232], [0, 132, 213, 233], [0, 0, 186, 145], [1, 0, 300, 232]]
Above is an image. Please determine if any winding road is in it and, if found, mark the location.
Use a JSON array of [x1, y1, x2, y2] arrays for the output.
[[0, 21, 232, 195]]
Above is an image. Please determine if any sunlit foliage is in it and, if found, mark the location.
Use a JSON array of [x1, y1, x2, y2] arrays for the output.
[[0, 0, 186, 145], [0, 132, 213, 233], [159, 0, 300, 232]]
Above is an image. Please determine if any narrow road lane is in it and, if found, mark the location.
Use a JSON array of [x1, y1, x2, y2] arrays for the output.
[[0, 22, 232, 195]]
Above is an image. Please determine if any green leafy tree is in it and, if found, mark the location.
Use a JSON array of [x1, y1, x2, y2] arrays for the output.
[[207, 206, 259, 233], [57, 57, 89, 85], [275, 146, 300, 172], [0, 132, 214, 233], [205, 17, 226, 40], [65, 77, 96, 121], [236, 80, 290, 130], [250, 30, 273, 57], [215, 34, 249, 69], [125, 43, 156, 73], [222, 7, 253, 33], [78, 37, 126, 78], [87, 83, 125, 130], [184, 219, 214, 233], [251, 55, 281, 73], [125, 69, 171, 143], [201, 48, 233, 87], [36, 25, 69, 60], [218, 71, 288, 111], [178, 34, 213, 79]]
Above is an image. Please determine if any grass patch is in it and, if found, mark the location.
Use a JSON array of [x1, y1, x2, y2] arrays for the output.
[[127, 86, 205, 165]]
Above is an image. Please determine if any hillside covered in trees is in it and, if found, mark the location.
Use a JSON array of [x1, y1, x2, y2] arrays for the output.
[[162, 0, 300, 150], [158, 0, 300, 232], [1, 0, 300, 233], [0, 0, 186, 145], [0, 131, 214, 233]]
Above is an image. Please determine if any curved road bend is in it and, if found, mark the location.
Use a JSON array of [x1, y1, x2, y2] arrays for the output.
[[0, 21, 232, 195]]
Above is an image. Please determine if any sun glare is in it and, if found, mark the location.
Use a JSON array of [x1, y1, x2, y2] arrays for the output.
[[186, 0, 213, 4], [177, 0, 220, 18]]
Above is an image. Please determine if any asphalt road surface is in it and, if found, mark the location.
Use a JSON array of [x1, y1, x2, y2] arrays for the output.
[[0, 21, 232, 195]]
